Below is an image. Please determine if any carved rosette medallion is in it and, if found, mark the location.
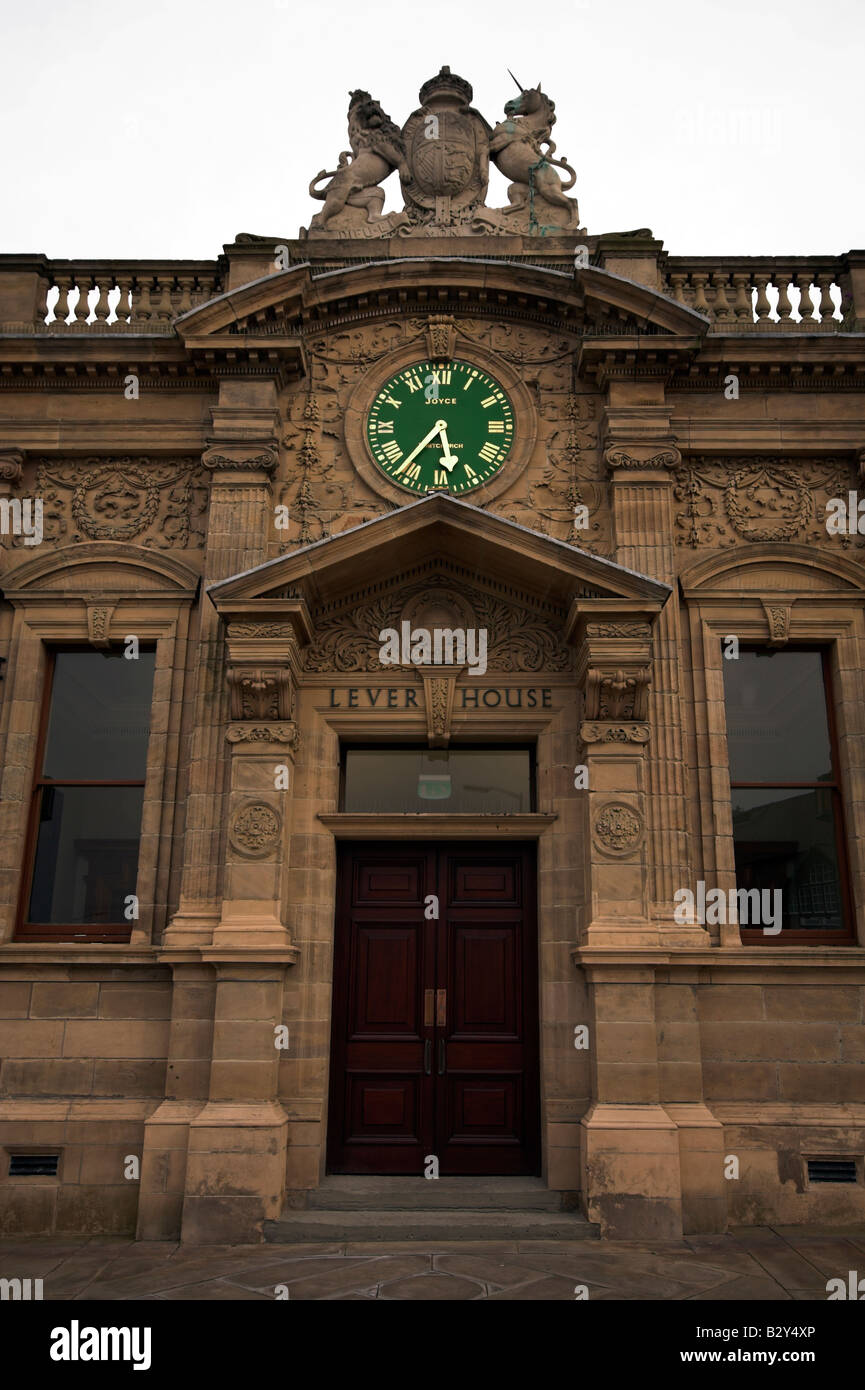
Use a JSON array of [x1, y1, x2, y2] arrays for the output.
[[593, 802, 644, 857], [228, 801, 282, 859]]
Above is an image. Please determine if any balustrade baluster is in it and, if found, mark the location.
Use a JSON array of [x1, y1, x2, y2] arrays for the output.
[[775, 273, 793, 321], [711, 272, 733, 321], [691, 273, 710, 317], [753, 275, 772, 321], [176, 275, 194, 316], [731, 273, 752, 321], [74, 274, 92, 325], [94, 274, 112, 325], [113, 276, 132, 327], [155, 276, 174, 320], [820, 274, 837, 324], [796, 274, 815, 324]]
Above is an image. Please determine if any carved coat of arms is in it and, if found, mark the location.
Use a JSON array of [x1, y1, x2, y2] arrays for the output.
[[400, 67, 490, 223]]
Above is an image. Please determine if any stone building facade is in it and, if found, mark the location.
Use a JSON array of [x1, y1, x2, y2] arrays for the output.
[[1, 69, 865, 1243]]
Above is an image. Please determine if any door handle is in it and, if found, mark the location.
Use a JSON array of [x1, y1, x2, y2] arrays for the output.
[[424, 1039, 432, 1075], [436, 988, 446, 1027], [437, 1038, 446, 1075]]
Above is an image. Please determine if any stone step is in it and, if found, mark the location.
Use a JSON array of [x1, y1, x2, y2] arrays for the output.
[[305, 1176, 565, 1212], [264, 1208, 597, 1243]]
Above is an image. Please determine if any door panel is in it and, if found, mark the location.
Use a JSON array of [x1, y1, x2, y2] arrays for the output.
[[328, 842, 539, 1175]]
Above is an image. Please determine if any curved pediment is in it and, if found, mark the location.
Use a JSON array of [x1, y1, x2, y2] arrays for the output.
[[177, 258, 708, 343], [1, 542, 200, 598], [679, 542, 865, 595]]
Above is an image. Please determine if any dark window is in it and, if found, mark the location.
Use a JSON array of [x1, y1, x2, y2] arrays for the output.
[[342, 746, 534, 814], [722, 648, 851, 941], [17, 648, 155, 942]]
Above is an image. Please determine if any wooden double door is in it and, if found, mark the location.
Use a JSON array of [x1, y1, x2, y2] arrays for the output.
[[327, 842, 540, 1175]]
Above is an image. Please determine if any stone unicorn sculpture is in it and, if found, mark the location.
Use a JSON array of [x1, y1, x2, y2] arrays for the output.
[[489, 76, 578, 223]]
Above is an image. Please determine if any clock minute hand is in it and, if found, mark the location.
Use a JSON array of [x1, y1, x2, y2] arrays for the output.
[[394, 418, 447, 474]]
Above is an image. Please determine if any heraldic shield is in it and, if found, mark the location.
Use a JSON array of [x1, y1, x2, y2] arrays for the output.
[[400, 67, 490, 220]]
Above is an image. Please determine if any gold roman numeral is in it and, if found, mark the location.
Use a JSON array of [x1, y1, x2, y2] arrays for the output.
[[478, 443, 499, 463], [488, 421, 505, 433], [433, 469, 448, 486], [381, 440, 402, 462], [406, 375, 423, 393], [463, 464, 477, 479], [481, 395, 497, 408], [377, 420, 395, 434]]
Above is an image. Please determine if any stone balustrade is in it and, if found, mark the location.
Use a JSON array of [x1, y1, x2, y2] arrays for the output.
[[661, 256, 852, 329], [39, 262, 225, 329]]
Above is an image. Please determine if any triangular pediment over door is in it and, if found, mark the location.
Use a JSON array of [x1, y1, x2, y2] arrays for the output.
[[208, 494, 671, 678]]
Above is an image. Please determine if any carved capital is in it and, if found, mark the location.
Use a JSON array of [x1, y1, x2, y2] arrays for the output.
[[0, 451, 24, 488], [227, 666, 295, 721], [580, 721, 650, 746], [604, 443, 681, 474], [585, 665, 651, 721], [585, 622, 652, 640], [202, 444, 278, 473], [226, 722, 300, 749]]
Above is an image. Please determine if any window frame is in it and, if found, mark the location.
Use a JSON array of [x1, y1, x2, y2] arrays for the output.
[[339, 741, 538, 814], [724, 644, 854, 945], [16, 644, 156, 944]]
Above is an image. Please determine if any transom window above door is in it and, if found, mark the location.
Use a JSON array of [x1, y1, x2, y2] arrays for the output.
[[341, 746, 535, 814]]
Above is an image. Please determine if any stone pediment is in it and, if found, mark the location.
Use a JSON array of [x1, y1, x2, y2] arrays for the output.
[[208, 494, 670, 666]]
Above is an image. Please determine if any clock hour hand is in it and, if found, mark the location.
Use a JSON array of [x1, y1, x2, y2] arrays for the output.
[[394, 419, 447, 474], [438, 425, 458, 472]]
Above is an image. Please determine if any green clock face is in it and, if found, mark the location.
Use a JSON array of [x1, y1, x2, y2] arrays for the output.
[[365, 359, 515, 495]]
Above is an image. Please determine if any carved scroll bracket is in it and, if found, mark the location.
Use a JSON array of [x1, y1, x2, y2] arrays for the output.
[[0, 450, 24, 490], [424, 314, 457, 360], [761, 600, 794, 647], [421, 667, 460, 746], [83, 594, 117, 650]]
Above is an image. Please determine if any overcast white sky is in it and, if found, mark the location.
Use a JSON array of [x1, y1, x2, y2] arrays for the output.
[[1, 0, 862, 260]]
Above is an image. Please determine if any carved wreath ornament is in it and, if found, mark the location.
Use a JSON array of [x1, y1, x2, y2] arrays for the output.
[[229, 802, 282, 858], [593, 802, 643, 856]]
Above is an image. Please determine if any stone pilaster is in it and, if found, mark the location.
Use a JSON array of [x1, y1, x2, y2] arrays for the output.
[[162, 412, 279, 950], [571, 614, 655, 946], [604, 427, 694, 931]]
